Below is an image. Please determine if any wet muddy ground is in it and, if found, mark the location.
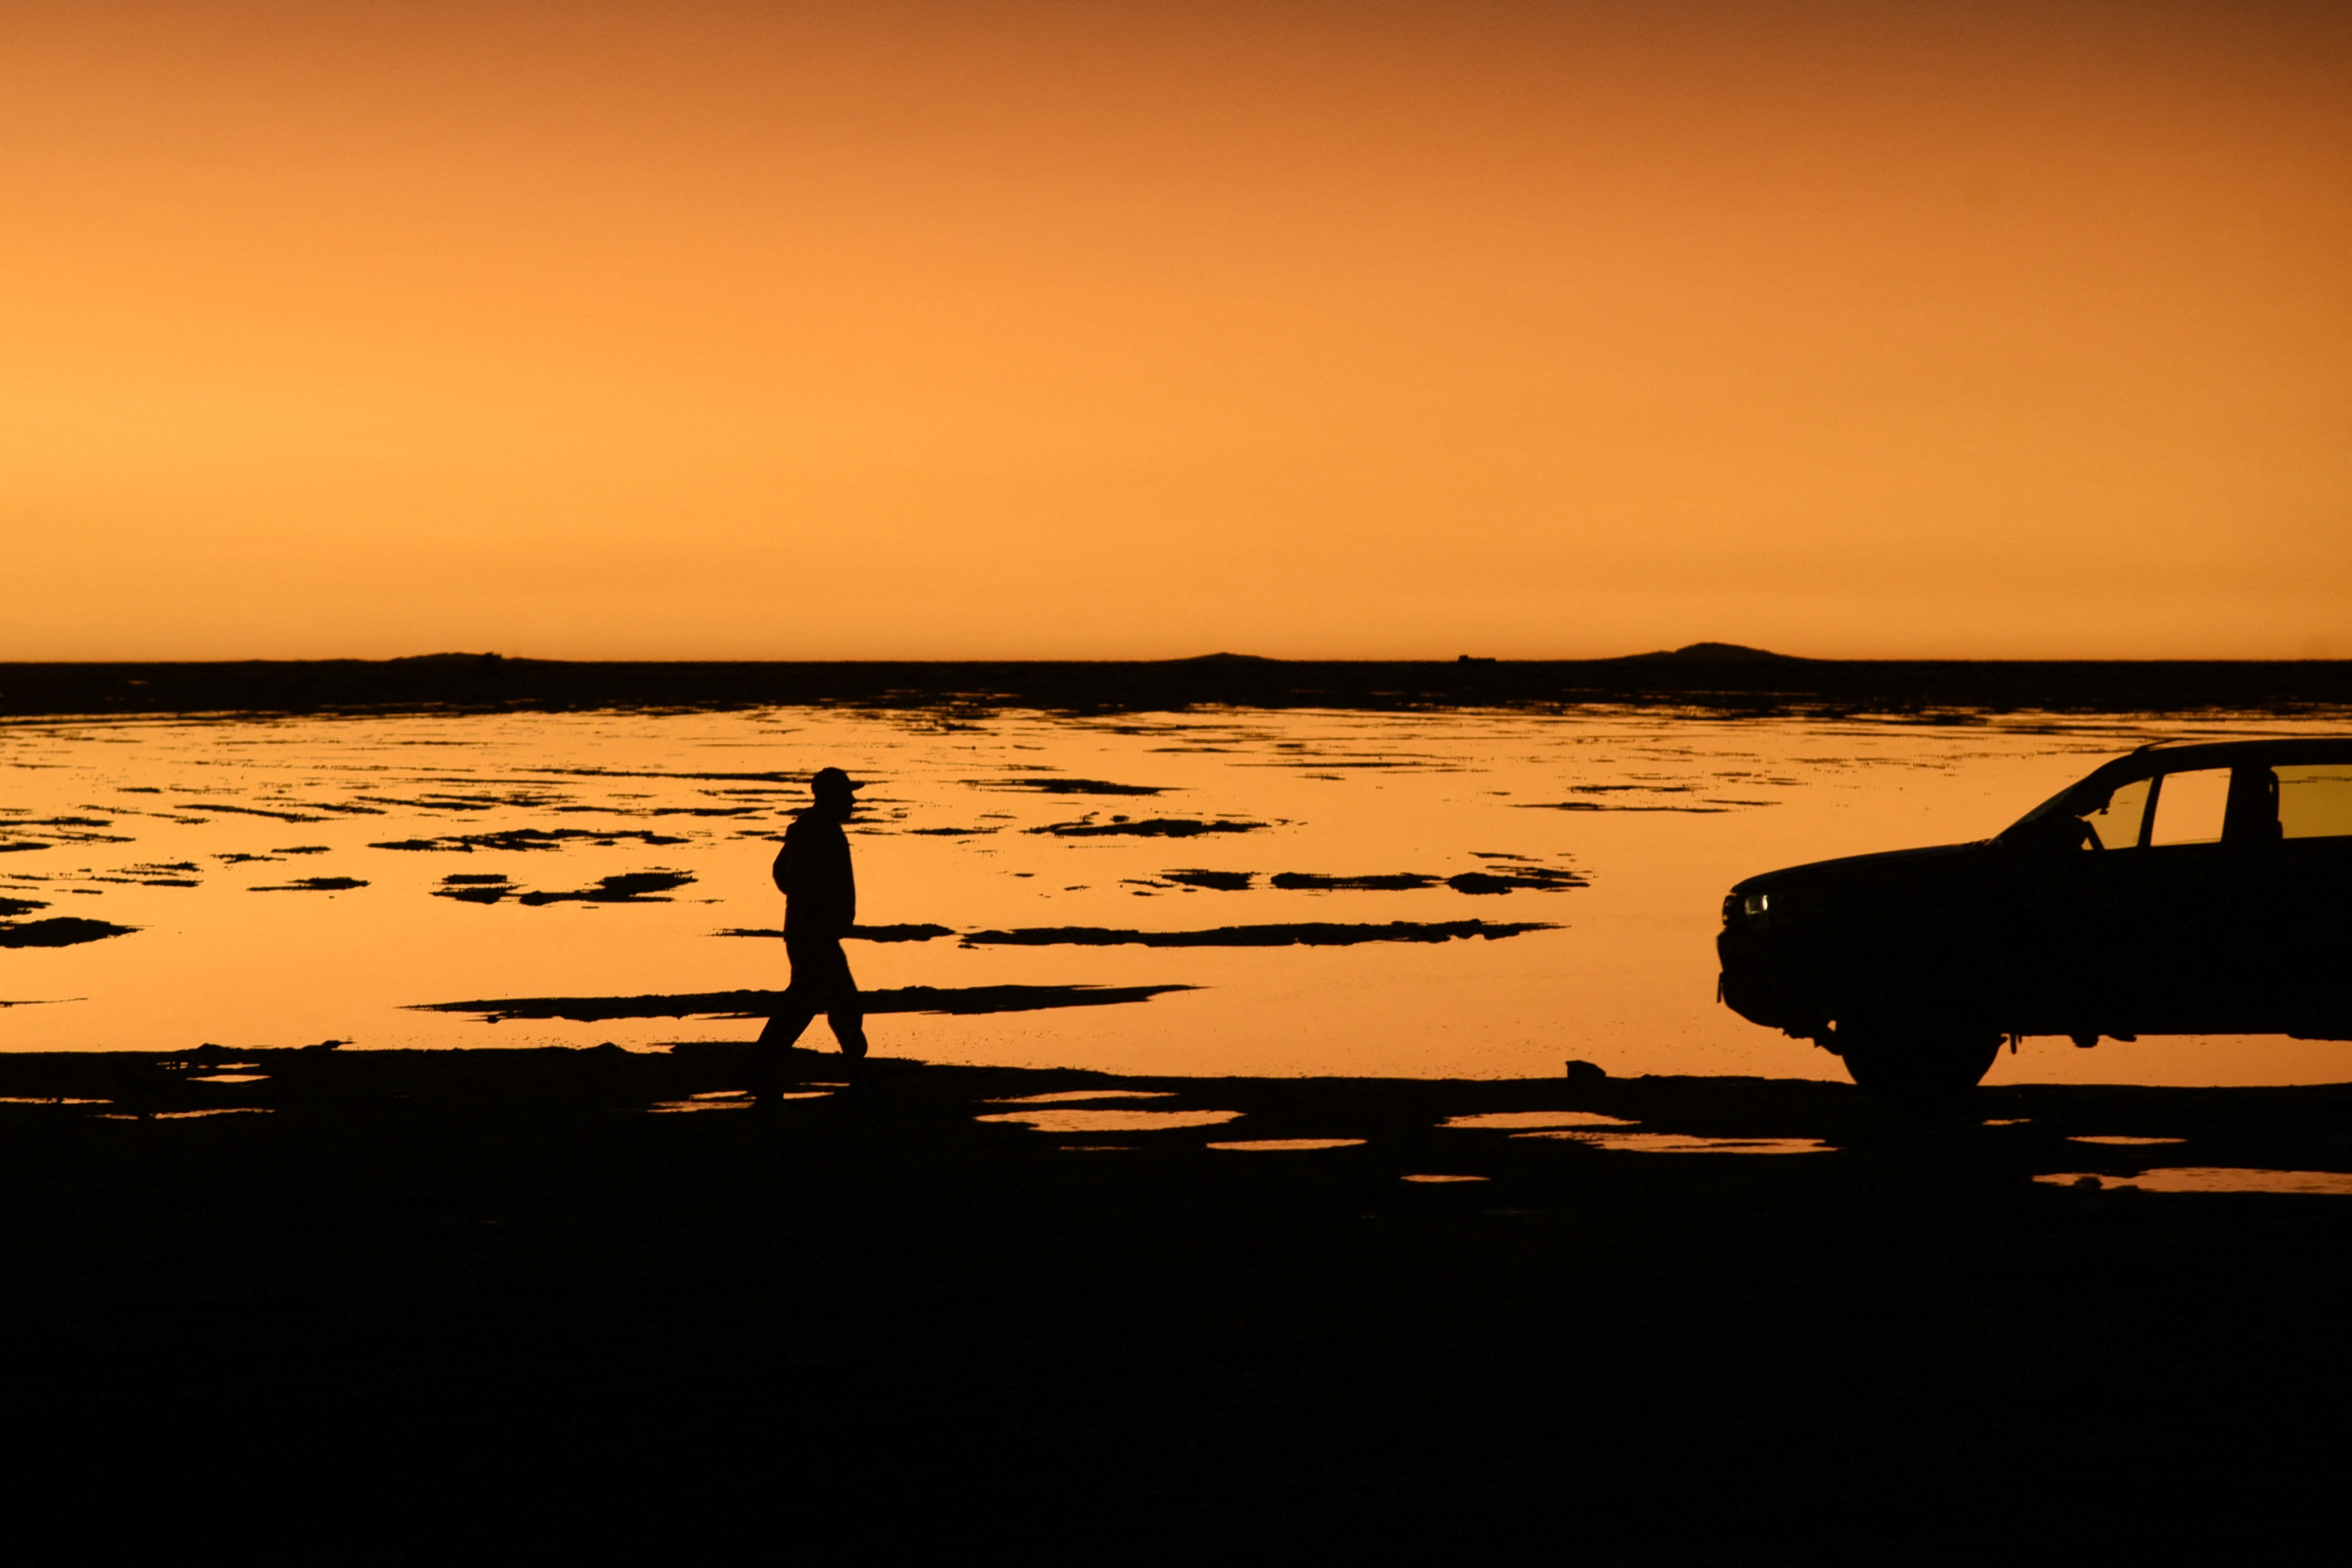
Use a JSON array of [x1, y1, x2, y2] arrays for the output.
[[9, 701, 2350, 1084], [8, 692, 2351, 1556], [6, 1049, 2351, 1561]]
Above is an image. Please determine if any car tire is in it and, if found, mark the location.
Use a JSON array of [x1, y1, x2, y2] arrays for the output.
[[1831, 1018, 2002, 1099]]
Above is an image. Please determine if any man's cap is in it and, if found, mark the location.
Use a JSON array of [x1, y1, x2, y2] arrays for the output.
[[811, 766, 862, 794]]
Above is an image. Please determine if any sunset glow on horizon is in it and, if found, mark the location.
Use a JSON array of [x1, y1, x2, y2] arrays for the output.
[[7, 0, 2348, 662]]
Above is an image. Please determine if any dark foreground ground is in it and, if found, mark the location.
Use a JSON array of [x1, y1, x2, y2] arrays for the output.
[[5, 1047, 2351, 1564]]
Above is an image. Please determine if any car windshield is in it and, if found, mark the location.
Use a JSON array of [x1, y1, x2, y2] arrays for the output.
[[2004, 767, 2143, 844]]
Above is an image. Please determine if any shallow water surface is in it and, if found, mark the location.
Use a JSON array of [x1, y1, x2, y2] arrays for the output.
[[4, 704, 2347, 1083], [2036, 1168, 2352, 1194]]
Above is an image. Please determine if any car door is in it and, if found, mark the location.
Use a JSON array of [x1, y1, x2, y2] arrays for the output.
[[2107, 762, 2287, 1033], [2009, 754, 2343, 1038], [2272, 761, 2352, 1031], [2004, 772, 2152, 1034]]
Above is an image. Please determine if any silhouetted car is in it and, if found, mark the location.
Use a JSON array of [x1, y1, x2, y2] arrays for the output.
[[1718, 739, 2352, 1093]]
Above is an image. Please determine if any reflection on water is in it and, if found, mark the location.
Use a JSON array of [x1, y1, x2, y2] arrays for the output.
[[651, 1088, 826, 1111], [1402, 1173, 1489, 1183], [1519, 1131, 1834, 1154], [2067, 1135, 2186, 1146], [1205, 1138, 1366, 1151], [1442, 1110, 1636, 1129], [5, 705, 2348, 1084], [2037, 1168, 2352, 1194], [986, 1089, 1177, 1104], [975, 1108, 1242, 1133]]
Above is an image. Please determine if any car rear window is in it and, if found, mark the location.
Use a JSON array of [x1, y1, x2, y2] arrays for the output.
[[2278, 764, 2352, 840]]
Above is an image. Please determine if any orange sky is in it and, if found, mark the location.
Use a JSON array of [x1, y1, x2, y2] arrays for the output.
[[6, 0, 2348, 661]]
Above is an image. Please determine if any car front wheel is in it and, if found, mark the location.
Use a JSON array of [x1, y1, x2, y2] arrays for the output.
[[1831, 1018, 2003, 1099]]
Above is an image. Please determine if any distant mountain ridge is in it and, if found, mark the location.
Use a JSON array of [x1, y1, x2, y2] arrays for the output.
[[1608, 642, 1811, 665], [3, 651, 2347, 718], [1179, 643, 1809, 665]]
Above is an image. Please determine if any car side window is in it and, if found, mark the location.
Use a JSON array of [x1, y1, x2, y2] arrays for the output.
[[2147, 767, 2230, 846], [2082, 777, 2152, 850], [2277, 764, 2352, 840]]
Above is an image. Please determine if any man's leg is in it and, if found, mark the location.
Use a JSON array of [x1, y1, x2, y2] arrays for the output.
[[809, 939, 868, 1060], [756, 1004, 815, 1049], [825, 1005, 868, 1060], [755, 937, 828, 1096], [752, 1002, 814, 1098]]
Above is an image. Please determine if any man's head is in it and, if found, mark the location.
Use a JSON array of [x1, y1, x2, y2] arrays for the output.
[[810, 766, 861, 818]]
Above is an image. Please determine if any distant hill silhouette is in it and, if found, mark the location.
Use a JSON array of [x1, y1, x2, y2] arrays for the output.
[[1175, 642, 1811, 666], [1610, 642, 1811, 664]]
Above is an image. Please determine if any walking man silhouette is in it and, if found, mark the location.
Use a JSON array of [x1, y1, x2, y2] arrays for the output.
[[755, 767, 869, 1082]]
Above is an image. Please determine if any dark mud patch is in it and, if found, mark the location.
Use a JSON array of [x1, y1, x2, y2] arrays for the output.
[[432, 873, 517, 904], [1561, 784, 1698, 794], [249, 876, 369, 893], [958, 919, 1556, 948], [1032, 818, 1270, 839], [2, 824, 135, 845], [121, 862, 200, 889], [523, 767, 809, 785], [967, 778, 1172, 796], [1147, 865, 1588, 894], [1268, 872, 1437, 891], [904, 826, 1001, 837], [711, 923, 956, 942], [351, 794, 506, 813], [1271, 869, 1584, 893], [372, 827, 693, 852], [1161, 869, 1255, 890], [1516, 800, 1732, 813], [0, 896, 47, 918], [0, 917, 139, 948], [1439, 866, 1589, 893], [413, 982, 1198, 1023], [432, 870, 696, 905], [178, 802, 341, 823]]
